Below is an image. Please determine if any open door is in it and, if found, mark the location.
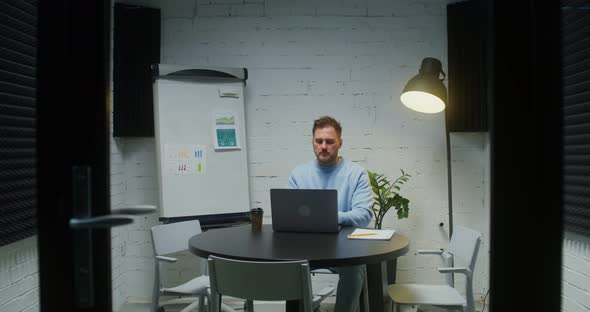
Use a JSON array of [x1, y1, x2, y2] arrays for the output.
[[36, 2, 128, 311]]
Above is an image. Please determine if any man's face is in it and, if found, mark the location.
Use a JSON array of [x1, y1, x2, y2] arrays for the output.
[[313, 126, 342, 166]]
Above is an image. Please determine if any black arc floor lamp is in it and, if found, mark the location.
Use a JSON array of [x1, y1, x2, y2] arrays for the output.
[[400, 57, 454, 238]]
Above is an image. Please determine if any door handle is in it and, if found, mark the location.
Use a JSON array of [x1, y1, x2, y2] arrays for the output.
[[69, 214, 133, 228], [69, 166, 156, 308], [69, 205, 157, 229], [111, 204, 157, 216]]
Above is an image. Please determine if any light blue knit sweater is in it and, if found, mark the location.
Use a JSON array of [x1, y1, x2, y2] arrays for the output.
[[288, 159, 373, 228]]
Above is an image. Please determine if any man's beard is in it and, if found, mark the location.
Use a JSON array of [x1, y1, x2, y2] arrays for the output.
[[316, 152, 338, 165]]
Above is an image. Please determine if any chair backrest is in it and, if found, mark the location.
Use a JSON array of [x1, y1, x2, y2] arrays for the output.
[[447, 226, 482, 312], [151, 220, 202, 256], [208, 255, 314, 312], [447, 225, 482, 271]]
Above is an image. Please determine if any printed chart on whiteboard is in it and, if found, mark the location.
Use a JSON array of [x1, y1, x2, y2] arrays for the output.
[[213, 111, 241, 150], [165, 144, 206, 175]]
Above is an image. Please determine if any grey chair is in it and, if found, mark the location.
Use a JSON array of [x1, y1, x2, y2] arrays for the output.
[[208, 255, 334, 312], [150, 220, 211, 312], [388, 226, 482, 312]]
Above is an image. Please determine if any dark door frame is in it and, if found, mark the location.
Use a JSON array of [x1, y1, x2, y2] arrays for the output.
[[488, 1, 562, 311], [37, 1, 112, 311]]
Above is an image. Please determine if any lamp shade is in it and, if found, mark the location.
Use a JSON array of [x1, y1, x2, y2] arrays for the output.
[[401, 58, 447, 114]]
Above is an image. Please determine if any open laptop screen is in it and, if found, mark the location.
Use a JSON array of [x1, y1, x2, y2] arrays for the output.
[[270, 189, 341, 233]]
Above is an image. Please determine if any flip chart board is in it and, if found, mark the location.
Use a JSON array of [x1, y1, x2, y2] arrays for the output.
[[152, 65, 250, 223]]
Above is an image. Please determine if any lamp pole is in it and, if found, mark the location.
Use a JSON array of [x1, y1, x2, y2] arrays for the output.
[[445, 121, 454, 239]]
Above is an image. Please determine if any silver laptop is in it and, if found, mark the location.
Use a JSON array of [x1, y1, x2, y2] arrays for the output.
[[270, 188, 341, 233]]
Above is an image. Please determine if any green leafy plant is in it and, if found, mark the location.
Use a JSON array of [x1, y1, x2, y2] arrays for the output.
[[367, 169, 412, 229]]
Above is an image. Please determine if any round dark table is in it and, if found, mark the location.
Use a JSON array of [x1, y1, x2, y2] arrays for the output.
[[189, 224, 410, 312]]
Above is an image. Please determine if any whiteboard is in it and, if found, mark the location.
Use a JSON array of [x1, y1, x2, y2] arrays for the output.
[[153, 74, 250, 219]]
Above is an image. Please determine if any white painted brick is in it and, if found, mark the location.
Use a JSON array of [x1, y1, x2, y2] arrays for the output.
[[126, 176, 158, 190], [264, 6, 291, 16], [289, 1, 317, 16], [230, 4, 264, 17], [125, 190, 159, 207], [564, 253, 589, 273], [158, 0, 195, 18], [126, 269, 156, 299], [562, 232, 590, 311], [112, 285, 127, 311], [262, 5, 316, 16], [214, 0, 244, 4], [0, 283, 20, 307], [161, 18, 196, 59], [21, 303, 39, 312], [20, 289, 38, 309], [350, 65, 392, 82], [116, 0, 195, 18], [563, 282, 590, 310], [317, 7, 366, 17], [312, 0, 367, 16], [248, 68, 349, 96], [564, 268, 590, 293], [197, 4, 231, 17], [128, 230, 152, 244], [367, 0, 395, 17], [122, 137, 156, 151], [126, 257, 154, 274], [110, 170, 126, 185], [0, 299, 20, 312]]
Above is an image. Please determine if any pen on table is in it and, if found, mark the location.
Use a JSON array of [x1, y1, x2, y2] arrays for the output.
[[347, 233, 377, 237]]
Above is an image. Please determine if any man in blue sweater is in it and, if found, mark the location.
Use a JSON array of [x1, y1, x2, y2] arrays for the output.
[[288, 116, 373, 312]]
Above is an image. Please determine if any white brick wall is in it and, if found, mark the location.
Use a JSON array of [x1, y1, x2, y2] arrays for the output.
[[562, 231, 590, 311], [117, 138, 161, 304], [0, 237, 40, 312]]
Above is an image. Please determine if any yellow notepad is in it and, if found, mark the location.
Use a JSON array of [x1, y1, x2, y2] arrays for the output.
[[347, 228, 395, 240]]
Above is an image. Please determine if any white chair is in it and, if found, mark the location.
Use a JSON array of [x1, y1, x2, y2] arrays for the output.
[[150, 220, 211, 312], [208, 255, 335, 312], [388, 226, 482, 312]]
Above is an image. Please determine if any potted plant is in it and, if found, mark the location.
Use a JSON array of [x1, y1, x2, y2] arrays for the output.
[[367, 169, 412, 229]]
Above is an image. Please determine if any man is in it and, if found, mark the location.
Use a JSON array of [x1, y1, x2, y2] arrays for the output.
[[288, 116, 373, 312]]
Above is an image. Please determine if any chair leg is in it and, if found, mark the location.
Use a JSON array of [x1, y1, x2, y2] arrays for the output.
[[362, 271, 369, 312], [244, 300, 254, 312], [198, 295, 205, 312], [211, 293, 221, 312], [152, 288, 160, 312]]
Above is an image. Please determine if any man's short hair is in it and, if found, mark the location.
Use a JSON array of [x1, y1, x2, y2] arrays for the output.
[[313, 116, 342, 137]]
